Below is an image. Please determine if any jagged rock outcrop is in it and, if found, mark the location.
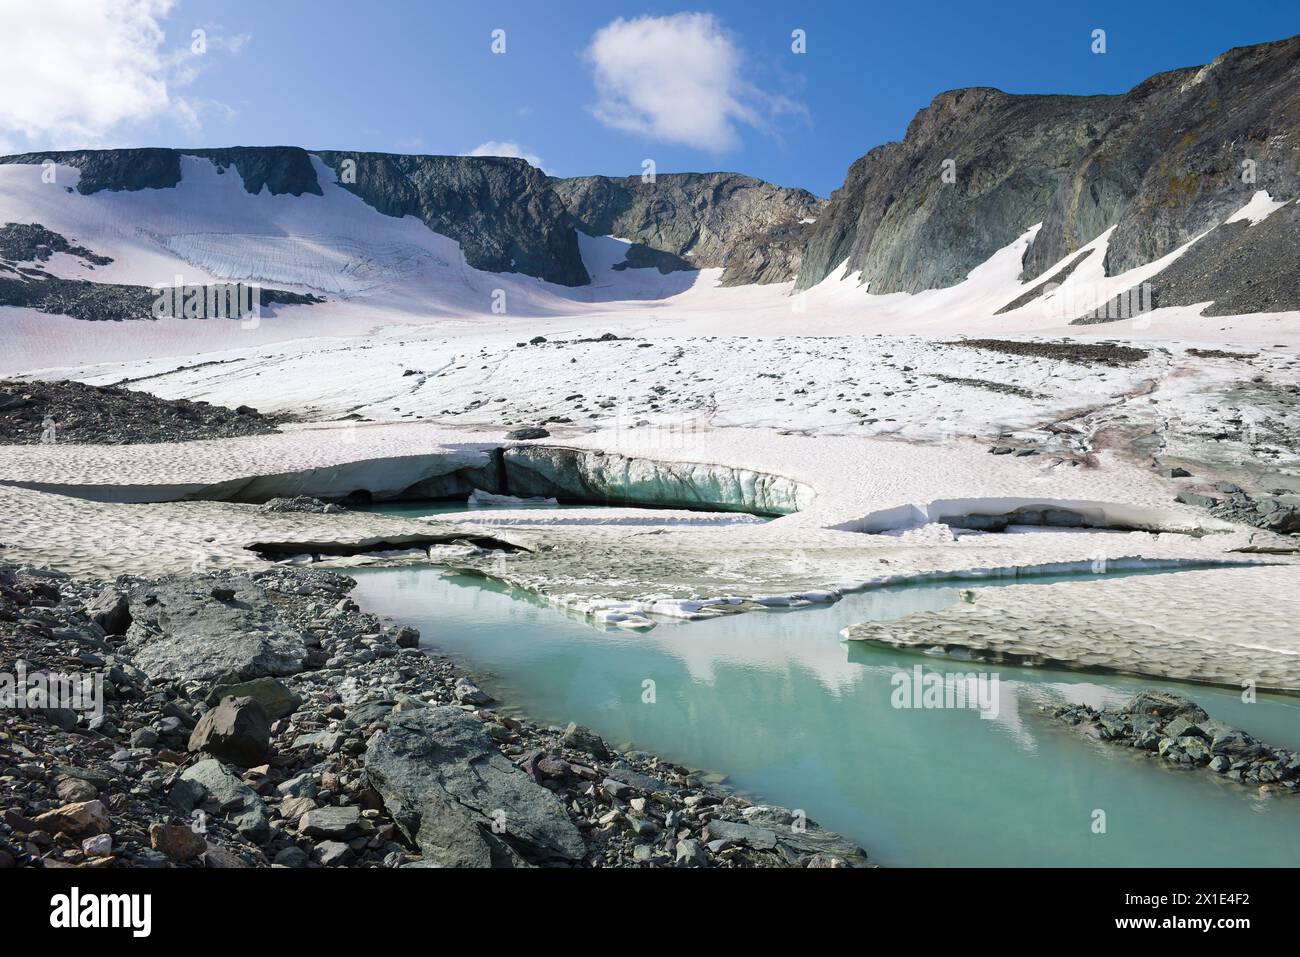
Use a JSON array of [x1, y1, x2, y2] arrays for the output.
[[795, 89, 1112, 294], [796, 34, 1299, 311], [0, 147, 590, 286], [315, 151, 589, 286], [1073, 201, 1300, 322], [0, 146, 323, 196], [1026, 35, 1300, 281], [0, 150, 825, 289], [720, 219, 818, 286], [553, 172, 824, 282]]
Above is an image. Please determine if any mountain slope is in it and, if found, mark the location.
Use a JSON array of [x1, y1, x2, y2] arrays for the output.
[[552, 173, 823, 283], [795, 33, 1299, 315], [796, 89, 1112, 294]]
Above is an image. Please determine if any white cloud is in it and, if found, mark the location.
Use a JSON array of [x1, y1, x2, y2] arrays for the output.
[[466, 141, 548, 173], [0, 0, 244, 149], [584, 13, 805, 153]]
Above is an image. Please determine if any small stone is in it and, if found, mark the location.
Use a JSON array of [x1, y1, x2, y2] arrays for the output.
[[505, 426, 550, 440], [187, 696, 271, 766], [203, 843, 248, 868], [453, 677, 492, 705], [675, 838, 709, 868], [602, 778, 633, 800], [82, 834, 112, 856], [627, 815, 659, 837], [391, 626, 420, 648], [39, 708, 79, 730], [1163, 716, 1206, 740], [33, 800, 109, 837], [55, 777, 99, 803], [149, 822, 206, 862], [315, 840, 354, 866], [273, 845, 310, 868], [131, 727, 160, 749], [168, 777, 209, 814], [299, 805, 363, 840], [563, 722, 609, 759], [85, 587, 130, 635], [279, 796, 316, 822]]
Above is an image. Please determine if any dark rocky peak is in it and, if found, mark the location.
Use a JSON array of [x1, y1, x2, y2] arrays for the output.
[[0, 146, 322, 196], [552, 172, 824, 280], [1036, 34, 1299, 281], [795, 32, 1298, 311], [796, 87, 1110, 294], [314, 151, 589, 286]]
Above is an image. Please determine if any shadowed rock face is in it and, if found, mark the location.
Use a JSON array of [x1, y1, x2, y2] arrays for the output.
[[1027, 36, 1300, 282], [0, 147, 590, 286], [796, 34, 1299, 306], [1073, 202, 1300, 324], [552, 172, 824, 281], [795, 88, 1112, 294], [315, 151, 590, 286], [720, 218, 819, 286], [0, 146, 324, 196]]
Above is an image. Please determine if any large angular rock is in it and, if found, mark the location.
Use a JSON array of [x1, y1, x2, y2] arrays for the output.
[[149, 822, 205, 862], [562, 722, 609, 760], [187, 696, 271, 766], [84, 587, 130, 635], [124, 576, 306, 684], [204, 676, 301, 721], [179, 759, 270, 844], [740, 806, 874, 867], [33, 800, 109, 837], [298, 805, 363, 840], [1124, 690, 1207, 722], [364, 706, 584, 867]]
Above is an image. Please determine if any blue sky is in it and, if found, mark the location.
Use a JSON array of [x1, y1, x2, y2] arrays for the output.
[[2, 0, 1297, 196]]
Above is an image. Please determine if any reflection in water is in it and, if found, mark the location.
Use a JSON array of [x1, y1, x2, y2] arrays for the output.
[[351, 565, 1300, 867]]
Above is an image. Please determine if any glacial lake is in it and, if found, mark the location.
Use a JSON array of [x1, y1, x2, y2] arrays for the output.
[[350, 564, 1300, 867]]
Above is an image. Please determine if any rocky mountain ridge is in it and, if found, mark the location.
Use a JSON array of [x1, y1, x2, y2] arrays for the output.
[[0, 33, 1295, 314], [0, 148, 820, 288], [551, 172, 823, 284], [795, 33, 1299, 316]]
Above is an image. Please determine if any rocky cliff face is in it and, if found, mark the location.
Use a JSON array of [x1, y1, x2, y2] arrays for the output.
[[1025, 35, 1300, 281], [552, 173, 824, 283], [796, 34, 1299, 307], [314, 151, 588, 286], [0, 148, 825, 289], [0, 147, 590, 286], [0, 146, 323, 196], [795, 90, 1114, 294]]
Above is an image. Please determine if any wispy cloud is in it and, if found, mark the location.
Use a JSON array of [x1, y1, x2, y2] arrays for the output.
[[0, 0, 247, 149], [584, 13, 807, 153]]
